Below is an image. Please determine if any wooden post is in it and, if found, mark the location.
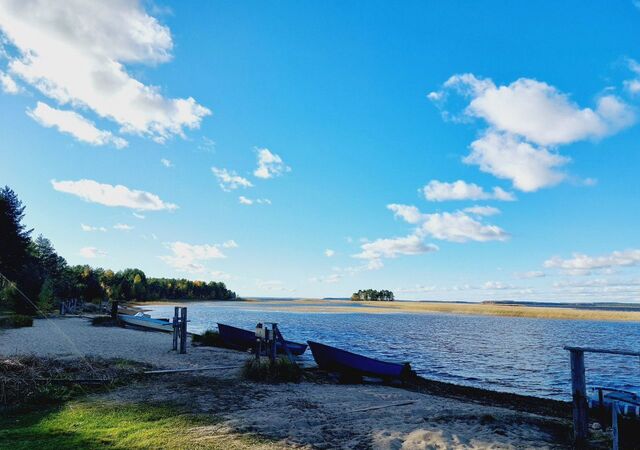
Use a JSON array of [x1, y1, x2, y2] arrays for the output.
[[569, 349, 588, 446], [111, 300, 118, 319], [612, 401, 619, 450], [179, 307, 187, 354], [273, 324, 295, 364], [172, 307, 179, 351]]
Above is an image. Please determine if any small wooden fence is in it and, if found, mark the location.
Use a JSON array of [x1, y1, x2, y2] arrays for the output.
[[564, 346, 640, 447]]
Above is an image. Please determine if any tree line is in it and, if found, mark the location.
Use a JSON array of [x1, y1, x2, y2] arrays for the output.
[[350, 289, 394, 301], [0, 186, 237, 315]]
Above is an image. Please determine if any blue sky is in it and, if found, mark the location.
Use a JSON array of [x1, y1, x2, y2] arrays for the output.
[[1, 1, 639, 301]]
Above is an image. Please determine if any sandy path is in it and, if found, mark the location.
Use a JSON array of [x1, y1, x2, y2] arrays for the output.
[[1, 318, 570, 449]]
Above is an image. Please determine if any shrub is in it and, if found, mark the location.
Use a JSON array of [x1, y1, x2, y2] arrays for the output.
[[191, 329, 223, 347], [242, 357, 302, 383], [0, 314, 33, 328]]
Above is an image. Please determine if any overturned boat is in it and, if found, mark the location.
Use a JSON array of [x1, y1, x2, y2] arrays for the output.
[[308, 340, 412, 380], [217, 323, 307, 356]]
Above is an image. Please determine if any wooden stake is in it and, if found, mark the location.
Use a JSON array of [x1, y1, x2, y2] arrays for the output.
[[569, 348, 588, 446], [179, 307, 187, 354]]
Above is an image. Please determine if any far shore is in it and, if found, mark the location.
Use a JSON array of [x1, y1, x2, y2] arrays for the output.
[[135, 298, 640, 322]]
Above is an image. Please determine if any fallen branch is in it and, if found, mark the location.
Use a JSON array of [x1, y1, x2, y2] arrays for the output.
[[347, 400, 415, 413]]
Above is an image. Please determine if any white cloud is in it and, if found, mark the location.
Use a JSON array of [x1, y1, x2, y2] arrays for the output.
[[27, 101, 128, 148], [253, 148, 290, 179], [80, 223, 106, 232], [160, 241, 228, 273], [0, 70, 19, 93], [211, 167, 253, 191], [463, 205, 501, 216], [515, 271, 546, 279], [387, 204, 424, 224], [160, 158, 173, 168], [52, 179, 177, 211], [354, 234, 439, 260], [0, 0, 210, 142], [544, 249, 640, 275], [422, 180, 515, 202], [418, 211, 509, 243], [624, 59, 640, 95], [79, 246, 106, 258], [324, 249, 335, 257], [113, 223, 133, 231], [132, 212, 145, 219], [256, 280, 295, 292], [482, 281, 516, 290], [238, 195, 271, 205], [222, 240, 238, 249], [466, 131, 569, 192], [430, 73, 635, 191]]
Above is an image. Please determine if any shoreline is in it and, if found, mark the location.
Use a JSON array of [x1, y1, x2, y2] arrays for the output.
[[1, 317, 574, 448], [136, 298, 640, 322]]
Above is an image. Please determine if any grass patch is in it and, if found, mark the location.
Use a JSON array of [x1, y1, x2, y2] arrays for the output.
[[0, 314, 33, 329], [192, 329, 224, 347], [242, 357, 302, 383], [0, 401, 271, 449]]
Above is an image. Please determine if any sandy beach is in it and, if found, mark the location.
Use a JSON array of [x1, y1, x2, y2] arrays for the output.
[[0, 317, 572, 449]]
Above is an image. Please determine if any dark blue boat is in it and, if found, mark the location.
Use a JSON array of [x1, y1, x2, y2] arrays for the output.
[[217, 323, 307, 356], [308, 341, 412, 380]]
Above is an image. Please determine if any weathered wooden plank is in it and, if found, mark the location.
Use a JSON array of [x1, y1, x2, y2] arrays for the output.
[[563, 346, 640, 357], [144, 365, 241, 374], [569, 349, 588, 446]]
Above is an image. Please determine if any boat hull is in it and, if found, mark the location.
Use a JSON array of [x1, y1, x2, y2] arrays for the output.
[[118, 314, 173, 332], [217, 323, 307, 356], [308, 340, 411, 380]]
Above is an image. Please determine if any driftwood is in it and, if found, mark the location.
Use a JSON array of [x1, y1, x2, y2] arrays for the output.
[[347, 400, 415, 413]]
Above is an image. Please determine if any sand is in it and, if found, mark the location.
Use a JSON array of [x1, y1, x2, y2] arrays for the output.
[[0, 318, 571, 449]]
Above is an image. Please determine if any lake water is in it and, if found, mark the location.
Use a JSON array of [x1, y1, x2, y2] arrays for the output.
[[145, 301, 640, 400]]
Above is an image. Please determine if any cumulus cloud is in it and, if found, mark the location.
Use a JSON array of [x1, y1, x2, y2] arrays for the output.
[[324, 249, 335, 257], [429, 73, 635, 191], [160, 158, 173, 168], [253, 148, 290, 179], [0, 0, 210, 142], [463, 205, 501, 216], [113, 223, 133, 231], [160, 241, 228, 273], [211, 167, 253, 191], [388, 204, 509, 243], [80, 223, 106, 232], [79, 246, 106, 258], [27, 102, 128, 148], [354, 234, 439, 260], [624, 59, 640, 95], [418, 211, 509, 243], [0, 70, 19, 93], [222, 240, 238, 249], [466, 131, 569, 192], [422, 180, 515, 201], [544, 249, 640, 275], [51, 179, 177, 211]]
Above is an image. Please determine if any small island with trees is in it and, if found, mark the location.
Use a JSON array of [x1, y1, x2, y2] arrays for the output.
[[350, 289, 394, 301]]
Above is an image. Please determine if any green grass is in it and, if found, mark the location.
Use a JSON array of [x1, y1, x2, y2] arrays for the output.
[[191, 329, 224, 347], [242, 357, 302, 383], [0, 401, 271, 450]]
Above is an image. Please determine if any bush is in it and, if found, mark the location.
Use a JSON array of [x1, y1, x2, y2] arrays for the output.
[[0, 314, 33, 328], [191, 329, 223, 347], [91, 315, 118, 327], [242, 357, 302, 383]]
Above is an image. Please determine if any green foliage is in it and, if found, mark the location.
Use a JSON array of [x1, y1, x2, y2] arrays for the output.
[[0, 186, 238, 317], [0, 314, 33, 328], [242, 357, 302, 383], [37, 278, 55, 313], [351, 289, 394, 301], [192, 329, 223, 347]]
